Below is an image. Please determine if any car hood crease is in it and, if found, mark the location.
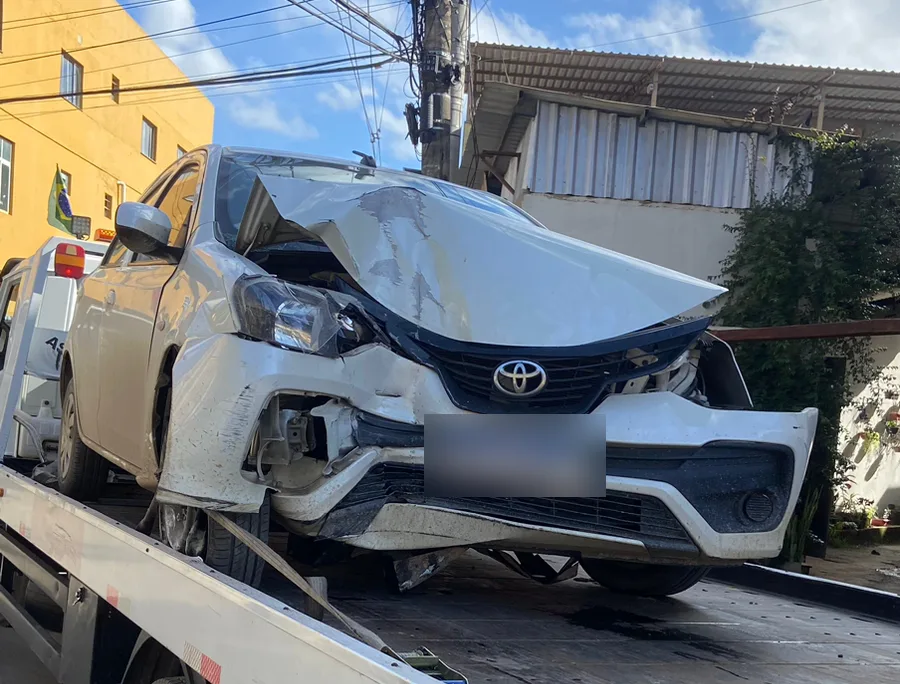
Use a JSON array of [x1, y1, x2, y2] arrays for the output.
[[236, 174, 726, 347]]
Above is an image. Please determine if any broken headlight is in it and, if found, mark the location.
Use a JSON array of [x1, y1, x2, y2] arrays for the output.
[[232, 275, 353, 356]]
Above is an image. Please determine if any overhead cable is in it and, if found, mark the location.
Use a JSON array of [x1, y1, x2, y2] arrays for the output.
[[0, 55, 398, 106], [0, 4, 292, 67]]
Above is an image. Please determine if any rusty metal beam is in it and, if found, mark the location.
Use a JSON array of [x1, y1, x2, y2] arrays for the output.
[[712, 319, 900, 342], [478, 153, 516, 195]]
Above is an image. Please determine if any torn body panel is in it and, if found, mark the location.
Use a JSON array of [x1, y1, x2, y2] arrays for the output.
[[157, 331, 816, 563], [235, 174, 725, 347]]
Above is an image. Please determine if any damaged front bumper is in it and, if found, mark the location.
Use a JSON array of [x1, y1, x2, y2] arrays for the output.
[[157, 334, 817, 563]]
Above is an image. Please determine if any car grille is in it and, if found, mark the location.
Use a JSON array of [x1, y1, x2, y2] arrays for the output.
[[336, 463, 695, 549], [415, 319, 708, 414]]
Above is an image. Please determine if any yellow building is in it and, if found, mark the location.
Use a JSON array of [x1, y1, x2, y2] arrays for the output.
[[0, 0, 214, 260]]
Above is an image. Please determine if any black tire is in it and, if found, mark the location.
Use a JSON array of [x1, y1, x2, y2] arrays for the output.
[[155, 362, 269, 589], [580, 558, 710, 597], [204, 496, 271, 588], [57, 380, 108, 501]]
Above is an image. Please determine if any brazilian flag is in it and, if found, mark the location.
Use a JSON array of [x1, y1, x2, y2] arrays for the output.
[[48, 166, 73, 234]]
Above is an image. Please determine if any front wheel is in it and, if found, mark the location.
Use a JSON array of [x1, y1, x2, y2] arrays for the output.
[[580, 558, 710, 597], [57, 381, 109, 501], [159, 497, 270, 588]]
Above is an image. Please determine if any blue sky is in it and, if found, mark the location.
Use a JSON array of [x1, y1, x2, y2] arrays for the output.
[[129, 0, 899, 170]]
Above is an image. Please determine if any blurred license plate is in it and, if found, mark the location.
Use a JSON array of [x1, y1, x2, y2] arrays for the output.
[[424, 414, 605, 498]]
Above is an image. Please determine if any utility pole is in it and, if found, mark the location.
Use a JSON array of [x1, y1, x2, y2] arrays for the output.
[[418, 0, 468, 180]]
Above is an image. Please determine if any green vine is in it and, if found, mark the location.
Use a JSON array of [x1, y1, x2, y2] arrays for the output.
[[718, 131, 900, 562]]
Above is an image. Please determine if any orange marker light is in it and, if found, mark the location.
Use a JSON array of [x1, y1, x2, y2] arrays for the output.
[[94, 228, 115, 243], [55, 243, 85, 279]]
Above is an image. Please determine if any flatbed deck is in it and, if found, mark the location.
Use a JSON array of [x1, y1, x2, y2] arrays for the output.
[[2, 480, 898, 683], [268, 552, 900, 684]]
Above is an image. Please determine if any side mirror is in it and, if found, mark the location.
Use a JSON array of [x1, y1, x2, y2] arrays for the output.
[[115, 202, 173, 256]]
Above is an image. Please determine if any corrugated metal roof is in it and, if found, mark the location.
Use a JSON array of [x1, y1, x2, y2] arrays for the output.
[[470, 44, 900, 127], [529, 100, 807, 208]]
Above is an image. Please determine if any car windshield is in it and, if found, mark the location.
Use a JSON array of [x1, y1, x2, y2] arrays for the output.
[[214, 151, 546, 250]]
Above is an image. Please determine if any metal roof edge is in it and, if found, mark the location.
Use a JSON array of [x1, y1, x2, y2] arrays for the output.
[[469, 42, 900, 78], [477, 81, 826, 137]]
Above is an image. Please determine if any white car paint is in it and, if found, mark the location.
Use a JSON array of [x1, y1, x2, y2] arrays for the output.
[[157, 331, 816, 561], [237, 173, 726, 347], [66, 145, 817, 567]]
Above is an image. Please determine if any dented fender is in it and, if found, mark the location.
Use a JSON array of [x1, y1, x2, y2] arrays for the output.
[[155, 334, 465, 512]]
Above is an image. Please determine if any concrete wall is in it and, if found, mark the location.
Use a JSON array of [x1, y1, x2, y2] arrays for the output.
[[839, 337, 900, 516], [0, 0, 215, 263], [520, 193, 738, 284]]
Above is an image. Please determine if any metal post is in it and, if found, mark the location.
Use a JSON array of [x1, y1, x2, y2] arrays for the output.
[[420, 0, 465, 180], [448, 0, 469, 177], [816, 88, 826, 130]]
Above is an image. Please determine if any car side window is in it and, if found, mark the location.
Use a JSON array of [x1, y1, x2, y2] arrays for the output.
[[157, 166, 200, 249], [100, 238, 130, 268], [0, 280, 20, 371], [133, 165, 199, 264]]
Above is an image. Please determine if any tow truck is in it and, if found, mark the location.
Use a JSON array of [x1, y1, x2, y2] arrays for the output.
[[2, 238, 899, 684]]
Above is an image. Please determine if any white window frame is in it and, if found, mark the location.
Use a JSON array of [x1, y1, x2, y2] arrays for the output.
[[60, 51, 83, 109], [141, 118, 157, 162], [0, 137, 12, 215]]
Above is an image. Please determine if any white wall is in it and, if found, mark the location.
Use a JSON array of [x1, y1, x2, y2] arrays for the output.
[[839, 337, 900, 515], [521, 193, 738, 284]]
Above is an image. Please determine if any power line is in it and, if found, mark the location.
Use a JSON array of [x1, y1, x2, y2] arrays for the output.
[[330, 0, 404, 43], [0, 54, 398, 106], [284, 0, 401, 58], [333, 1, 377, 159], [580, 0, 827, 50], [0, 0, 405, 93], [0, 104, 143, 195], [0, 64, 410, 122], [6, 0, 175, 29], [0, 3, 293, 67]]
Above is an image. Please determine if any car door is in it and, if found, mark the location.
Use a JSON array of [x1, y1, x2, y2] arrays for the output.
[[67, 237, 132, 446], [97, 164, 200, 470]]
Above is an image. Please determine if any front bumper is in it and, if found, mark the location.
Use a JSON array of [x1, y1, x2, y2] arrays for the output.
[[158, 334, 817, 562]]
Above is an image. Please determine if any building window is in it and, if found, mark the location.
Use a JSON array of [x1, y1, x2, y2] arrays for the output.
[[111, 75, 120, 103], [0, 137, 12, 214], [103, 193, 113, 219], [176, 145, 186, 159], [60, 52, 84, 109], [141, 118, 157, 161]]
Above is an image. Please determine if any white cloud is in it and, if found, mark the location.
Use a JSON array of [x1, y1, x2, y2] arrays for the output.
[[230, 98, 319, 141], [139, 0, 317, 140], [317, 82, 374, 111], [557, 0, 900, 70], [472, 7, 552, 46], [740, 0, 900, 70], [564, 1, 722, 59]]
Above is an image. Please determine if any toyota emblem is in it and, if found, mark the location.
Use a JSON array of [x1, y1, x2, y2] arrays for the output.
[[493, 360, 548, 397]]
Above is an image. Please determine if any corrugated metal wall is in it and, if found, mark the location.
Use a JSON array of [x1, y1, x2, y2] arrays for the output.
[[528, 101, 809, 209]]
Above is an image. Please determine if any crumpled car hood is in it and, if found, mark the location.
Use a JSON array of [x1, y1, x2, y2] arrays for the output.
[[236, 174, 726, 347]]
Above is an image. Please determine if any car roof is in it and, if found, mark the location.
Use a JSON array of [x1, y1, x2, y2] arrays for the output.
[[217, 145, 435, 183]]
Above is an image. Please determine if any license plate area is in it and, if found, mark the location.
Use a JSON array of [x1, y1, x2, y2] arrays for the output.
[[424, 414, 606, 498]]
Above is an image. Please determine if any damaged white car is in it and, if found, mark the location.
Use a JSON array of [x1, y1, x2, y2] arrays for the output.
[[60, 146, 818, 596]]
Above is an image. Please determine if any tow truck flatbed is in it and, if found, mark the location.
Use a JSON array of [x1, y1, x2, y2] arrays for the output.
[[86, 490, 900, 684], [10, 475, 900, 684], [277, 553, 900, 684]]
